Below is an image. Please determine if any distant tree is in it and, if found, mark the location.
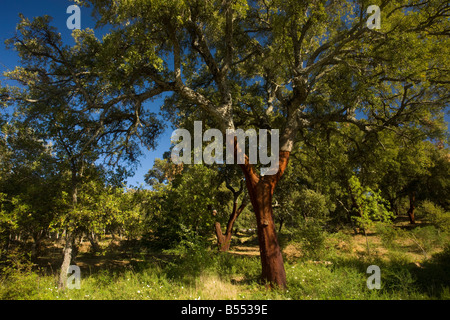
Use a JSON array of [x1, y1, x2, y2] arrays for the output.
[[354, 130, 449, 224], [0, 121, 61, 261], [144, 157, 184, 187]]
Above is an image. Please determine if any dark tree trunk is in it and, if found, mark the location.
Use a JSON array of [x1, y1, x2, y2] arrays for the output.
[[214, 177, 248, 252], [407, 191, 416, 224], [31, 230, 45, 262], [88, 232, 101, 252], [278, 218, 284, 233], [215, 200, 247, 252]]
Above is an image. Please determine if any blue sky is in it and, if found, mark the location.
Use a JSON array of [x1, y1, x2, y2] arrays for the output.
[[0, 1, 173, 188]]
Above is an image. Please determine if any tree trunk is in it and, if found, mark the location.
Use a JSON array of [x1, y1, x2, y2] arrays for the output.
[[407, 191, 416, 224], [214, 200, 247, 252], [58, 230, 74, 289], [58, 166, 80, 290], [31, 230, 45, 262], [215, 222, 231, 252], [252, 180, 287, 288], [278, 217, 284, 233], [239, 150, 290, 289], [88, 231, 101, 252]]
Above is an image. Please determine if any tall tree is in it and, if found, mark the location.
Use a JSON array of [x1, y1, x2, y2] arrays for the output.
[[3, 14, 164, 289], [5, 0, 449, 288]]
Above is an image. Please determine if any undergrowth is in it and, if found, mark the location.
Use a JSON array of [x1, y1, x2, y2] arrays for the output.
[[1, 226, 449, 300]]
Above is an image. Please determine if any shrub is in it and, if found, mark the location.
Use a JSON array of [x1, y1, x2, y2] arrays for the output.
[[382, 266, 418, 296], [297, 189, 330, 222], [410, 225, 442, 256], [295, 219, 327, 260], [418, 200, 450, 232], [0, 270, 40, 299], [376, 223, 404, 250]]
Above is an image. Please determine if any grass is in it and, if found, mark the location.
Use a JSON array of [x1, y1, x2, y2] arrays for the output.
[[1, 218, 450, 300]]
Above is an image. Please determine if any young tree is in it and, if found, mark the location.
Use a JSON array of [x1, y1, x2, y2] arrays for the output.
[[347, 174, 394, 255], [5, 0, 449, 288], [213, 168, 249, 252]]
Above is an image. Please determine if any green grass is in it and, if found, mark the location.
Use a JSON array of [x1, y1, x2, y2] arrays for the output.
[[1, 226, 450, 300]]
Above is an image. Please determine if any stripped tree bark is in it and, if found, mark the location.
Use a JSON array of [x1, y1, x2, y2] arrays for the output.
[[214, 178, 248, 252]]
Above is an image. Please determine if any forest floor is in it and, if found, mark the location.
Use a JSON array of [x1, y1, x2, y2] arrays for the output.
[[1, 215, 450, 300]]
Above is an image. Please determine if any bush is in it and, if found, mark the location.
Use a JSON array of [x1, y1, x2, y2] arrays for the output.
[[418, 200, 450, 232], [297, 189, 330, 223], [376, 223, 404, 250], [0, 270, 40, 299], [410, 225, 443, 256], [295, 219, 327, 260], [382, 266, 418, 296]]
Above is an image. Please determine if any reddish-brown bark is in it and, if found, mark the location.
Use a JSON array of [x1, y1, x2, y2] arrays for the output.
[[214, 200, 247, 251], [239, 150, 290, 289]]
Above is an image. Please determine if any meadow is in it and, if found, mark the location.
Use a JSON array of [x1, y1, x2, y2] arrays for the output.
[[2, 215, 449, 300]]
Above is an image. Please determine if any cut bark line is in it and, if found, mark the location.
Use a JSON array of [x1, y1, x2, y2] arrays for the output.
[[238, 150, 291, 289]]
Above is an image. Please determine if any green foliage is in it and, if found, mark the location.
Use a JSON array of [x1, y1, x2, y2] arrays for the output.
[[283, 261, 370, 300], [0, 270, 40, 300], [417, 200, 450, 233], [147, 163, 231, 249], [294, 218, 327, 260], [0, 227, 449, 300], [410, 226, 444, 256], [0, 193, 17, 237], [375, 223, 404, 250], [0, 248, 39, 299], [382, 265, 418, 297], [296, 189, 330, 223], [348, 175, 394, 231], [172, 165, 219, 233]]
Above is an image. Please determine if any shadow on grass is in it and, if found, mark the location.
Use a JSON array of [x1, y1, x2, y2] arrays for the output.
[[414, 246, 450, 298], [27, 232, 450, 300], [327, 245, 450, 299]]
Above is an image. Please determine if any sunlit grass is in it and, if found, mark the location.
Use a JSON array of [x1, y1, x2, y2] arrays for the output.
[[1, 227, 449, 300]]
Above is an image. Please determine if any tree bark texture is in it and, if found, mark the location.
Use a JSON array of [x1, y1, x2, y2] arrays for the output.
[[58, 166, 80, 290], [239, 150, 290, 289], [215, 200, 247, 252], [58, 230, 74, 289]]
